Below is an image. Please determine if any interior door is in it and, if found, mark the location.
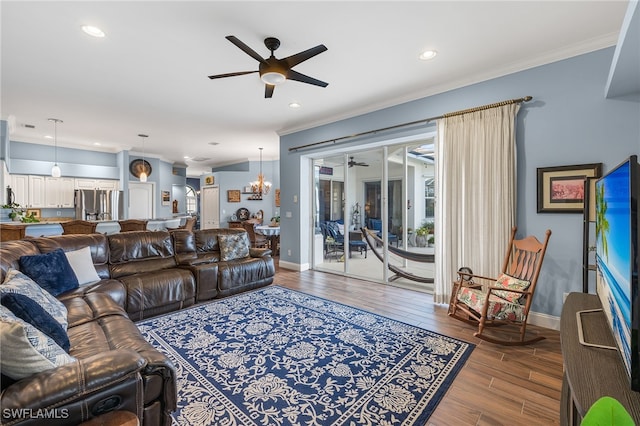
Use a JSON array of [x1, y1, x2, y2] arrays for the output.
[[129, 182, 154, 219], [201, 185, 220, 229]]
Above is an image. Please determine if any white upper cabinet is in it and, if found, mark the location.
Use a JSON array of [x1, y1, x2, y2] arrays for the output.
[[75, 178, 119, 191], [45, 177, 75, 208], [28, 175, 46, 208], [10, 175, 29, 207]]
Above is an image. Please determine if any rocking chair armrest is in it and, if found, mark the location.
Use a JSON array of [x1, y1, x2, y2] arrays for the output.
[[464, 273, 498, 282], [455, 272, 497, 285]]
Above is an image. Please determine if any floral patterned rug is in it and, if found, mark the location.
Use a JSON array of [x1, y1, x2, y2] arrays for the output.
[[138, 286, 474, 425]]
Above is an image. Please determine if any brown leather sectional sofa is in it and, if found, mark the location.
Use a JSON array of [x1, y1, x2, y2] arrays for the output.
[[0, 228, 275, 425]]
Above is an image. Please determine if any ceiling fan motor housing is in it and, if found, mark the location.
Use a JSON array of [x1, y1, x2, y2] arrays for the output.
[[264, 37, 281, 52]]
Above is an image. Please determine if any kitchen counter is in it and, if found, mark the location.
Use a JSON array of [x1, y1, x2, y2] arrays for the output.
[[0, 216, 191, 241]]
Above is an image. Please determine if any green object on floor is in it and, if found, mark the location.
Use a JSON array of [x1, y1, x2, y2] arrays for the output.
[[581, 396, 634, 426]]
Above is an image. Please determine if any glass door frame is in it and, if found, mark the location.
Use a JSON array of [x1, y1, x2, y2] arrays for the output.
[[308, 131, 436, 287]]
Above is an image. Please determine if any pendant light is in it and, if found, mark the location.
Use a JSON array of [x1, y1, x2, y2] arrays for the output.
[[250, 147, 271, 197], [48, 118, 63, 177], [138, 134, 148, 182]]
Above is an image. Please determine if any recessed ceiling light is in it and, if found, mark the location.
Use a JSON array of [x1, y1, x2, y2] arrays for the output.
[[93, 142, 101, 146], [419, 50, 437, 61], [208, 142, 220, 146], [184, 156, 190, 159], [44, 135, 53, 139], [289, 102, 301, 109], [81, 25, 105, 38]]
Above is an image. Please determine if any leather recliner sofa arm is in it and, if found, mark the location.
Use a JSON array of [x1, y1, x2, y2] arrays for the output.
[[1, 349, 147, 425], [249, 247, 272, 257]]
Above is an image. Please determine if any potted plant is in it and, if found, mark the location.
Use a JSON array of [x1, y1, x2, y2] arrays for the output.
[[415, 220, 434, 247], [2, 202, 24, 221], [22, 211, 40, 223], [415, 226, 428, 247]]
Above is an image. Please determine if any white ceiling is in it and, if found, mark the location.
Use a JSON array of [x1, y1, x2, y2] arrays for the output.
[[1, 1, 629, 177]]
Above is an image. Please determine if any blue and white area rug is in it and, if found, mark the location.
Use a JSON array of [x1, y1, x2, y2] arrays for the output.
[[138, 286, 474, 425]]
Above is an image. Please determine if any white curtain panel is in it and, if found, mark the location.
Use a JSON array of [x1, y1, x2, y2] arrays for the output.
[[434, 104, 520, 304]]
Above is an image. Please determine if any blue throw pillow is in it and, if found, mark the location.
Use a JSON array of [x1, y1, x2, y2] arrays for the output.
[[1, 293, 70, 352], [19, 249, 79, 297]]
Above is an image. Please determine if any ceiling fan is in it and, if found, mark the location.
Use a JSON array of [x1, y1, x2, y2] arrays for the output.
[[348, 157, 369, 168], [208, 35, 328, 98]]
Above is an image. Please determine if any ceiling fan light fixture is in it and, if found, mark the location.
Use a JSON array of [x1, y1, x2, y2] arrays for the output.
[[260, 71, 286, 86]]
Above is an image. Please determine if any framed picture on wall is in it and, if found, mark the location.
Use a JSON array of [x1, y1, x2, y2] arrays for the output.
[[275, 189, 281, 207], [205, 176, 214, 185], [536, 163, 602, 213], [161, 190, 170, 206], [26, 209, 41, 219], [227, 190, 241, 202]]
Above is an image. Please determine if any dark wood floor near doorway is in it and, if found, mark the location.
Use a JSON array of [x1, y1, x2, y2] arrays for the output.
[[275, 268, 562, 426]]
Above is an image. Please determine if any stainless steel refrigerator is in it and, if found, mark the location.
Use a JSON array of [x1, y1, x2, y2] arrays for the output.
[[75, 189, 124, 221]]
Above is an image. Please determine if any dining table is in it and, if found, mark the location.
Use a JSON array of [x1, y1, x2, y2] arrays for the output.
[[255, 225, 280, 256]]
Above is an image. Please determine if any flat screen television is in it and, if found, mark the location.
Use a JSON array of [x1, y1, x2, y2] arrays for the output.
[[595, 154, 639, 391]]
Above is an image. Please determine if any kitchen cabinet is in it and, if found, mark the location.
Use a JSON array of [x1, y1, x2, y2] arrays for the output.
[[75, 178, 119, 191], [28, 175, 46, 208], [45, 177, 75, 208], [9, 174, 29, 207]]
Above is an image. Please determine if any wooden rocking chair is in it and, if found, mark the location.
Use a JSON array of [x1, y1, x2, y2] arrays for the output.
[[448, 226, 552, 345]]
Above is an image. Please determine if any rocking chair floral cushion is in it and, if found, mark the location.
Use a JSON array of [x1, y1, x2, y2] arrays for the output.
[[492, 273, 530, 303], [456, 287, 527, 322]]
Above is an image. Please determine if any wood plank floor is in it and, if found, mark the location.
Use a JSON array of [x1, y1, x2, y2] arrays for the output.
[[274, 267, 563, 426]]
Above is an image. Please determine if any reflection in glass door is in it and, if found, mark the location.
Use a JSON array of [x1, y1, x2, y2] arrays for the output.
[[312, 140, 435, 292]]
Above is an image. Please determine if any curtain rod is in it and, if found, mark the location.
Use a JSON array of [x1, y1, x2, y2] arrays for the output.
[[288, 95, 532, 152]]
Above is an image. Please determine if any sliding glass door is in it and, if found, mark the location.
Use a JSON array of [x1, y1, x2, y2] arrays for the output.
[[312, 139, 435, 292]]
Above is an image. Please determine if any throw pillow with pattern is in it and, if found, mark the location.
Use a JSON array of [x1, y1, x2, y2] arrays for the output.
[[218, 234, 250, 261], [1, 269, 69, 330], [0, 305, 75, 380]]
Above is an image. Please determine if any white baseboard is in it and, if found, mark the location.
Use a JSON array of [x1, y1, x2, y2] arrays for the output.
[[529, 310, 560, 330], [278, 260, 309, 272]]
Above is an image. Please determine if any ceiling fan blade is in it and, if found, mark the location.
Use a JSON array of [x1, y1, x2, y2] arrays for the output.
[[208, 70, 257, 79], [286, 70, 328, 87], [284, 44, 328, 68], [226, 35, 267, 64], [265, 84, 275, 98]]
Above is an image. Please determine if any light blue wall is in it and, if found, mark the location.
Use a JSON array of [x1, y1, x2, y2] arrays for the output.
[[5, 140, 187, 220], [280, 47, 640, 317], [8, 141, 120, 179], [213, 159, 280, 226]]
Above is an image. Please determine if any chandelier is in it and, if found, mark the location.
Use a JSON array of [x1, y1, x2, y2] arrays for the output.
[[250, 147, 271, 197]]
